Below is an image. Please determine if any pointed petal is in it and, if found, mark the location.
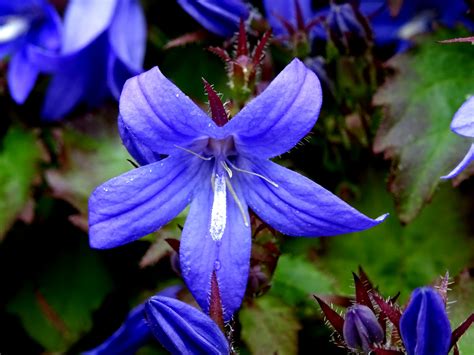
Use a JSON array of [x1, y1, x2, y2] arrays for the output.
[[240, 158, 387, 236], [83, 304, 151, 355], [109, 0, 146, 73], [89, 155, 210, 249], [7, 49, 38, 103], [226, 59, 322, 159], [177, 0, 249, 37], [107, 52, 137, 99], [61, 0, 116, 53], [118, 114, 162, 166], [451, 96, 474, 137], [180, 174, 251, 321], [400, 287, 451, 355], [41, 58, 85, 120], [119, 66, 220, 156], [145, 296, 229, 354], [441, 143, 474, 179]]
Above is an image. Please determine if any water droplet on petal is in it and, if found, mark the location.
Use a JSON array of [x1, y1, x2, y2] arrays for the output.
[[214, 260, 221, 271], [175, 93, 180, 98], [103, 187, 109, 192]]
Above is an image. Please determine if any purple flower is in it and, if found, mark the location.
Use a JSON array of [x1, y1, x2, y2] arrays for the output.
[[400, 287, 452, 355], [0, 0, 61, 103], [88, 58, 387, 320], [442, 96, 474, 179], [41, 0, 146, 120], [343, 305, 384, 353], [145, 295, 229, 354], [177, 0, 249, 37]]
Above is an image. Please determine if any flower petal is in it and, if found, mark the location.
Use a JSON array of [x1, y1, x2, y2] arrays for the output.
[[89, 155, 210, 249], [180, 174, 251, 321], [118, 114, 162, 166], [451, 96, 474, 137], [400, 287, 451, 355], [7, 48, 38, 103], [177, 0, 249, 37], [441, 143, 474, 179], [109, 0, 146, 72], [119, 66, 219, 156], [60, 0, 116, 53], [239, 157, 387, 236], [145, 295, 229, 354], [83, 303, 151, 355], [263, 0, 314, 36], [107, 52, 137, 99], [226, 58, 322, 159]]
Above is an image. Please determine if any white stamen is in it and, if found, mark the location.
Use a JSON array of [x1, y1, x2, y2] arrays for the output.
[[226, 160, 279, 188], [221, 161, 233, 178], [0, 16, 29, 43], [225, 176, 249, 227], [174, 145, 212, 160], [210, 174, 227, 241]]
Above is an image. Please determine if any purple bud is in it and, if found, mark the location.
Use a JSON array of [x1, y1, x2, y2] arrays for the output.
[[343, 305, 384, 353], [400, 287, 451, 355], [145, 295, 229, 355]]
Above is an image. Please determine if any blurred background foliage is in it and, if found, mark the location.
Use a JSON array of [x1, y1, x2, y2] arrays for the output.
[[0, 0, 473, 354]]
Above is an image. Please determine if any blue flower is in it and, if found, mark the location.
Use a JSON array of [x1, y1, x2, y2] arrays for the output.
[[177, 0, 249, 37], [343, 305, 384, 353], [359, 0, 473, 53], [442, 96, 474, 179], [83, 286, 228, 355], [88, 58, 387, 320], [0, 0, 61, 103], [400, 287, 452, 355], [41, 0, 146, 120], [145, 295, 229, 354]]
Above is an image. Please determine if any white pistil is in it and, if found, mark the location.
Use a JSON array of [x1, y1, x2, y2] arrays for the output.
[[225, 176, 249, 227], [174, 144, 212, 160], [209, 173, 227, 241], [226, 160, 279, 188], [0, 16, 29, 43]]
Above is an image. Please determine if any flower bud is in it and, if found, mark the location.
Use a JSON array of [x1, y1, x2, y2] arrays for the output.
[[400, 287, 451, 355], [145, 295, 229, 355], [343, 304, 384, 353]]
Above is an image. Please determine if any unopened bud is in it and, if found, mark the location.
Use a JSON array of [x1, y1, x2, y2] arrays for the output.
[[343, 304, 384, 353]]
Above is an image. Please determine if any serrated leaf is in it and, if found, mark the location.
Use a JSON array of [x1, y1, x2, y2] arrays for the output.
[[449, 269, 474, 353], [7, 242, 112, 352], [268, 254, 334, 311], [313, 172, 473, 301], [373, 28, 474, 223], [0, 125, 42, 239], [46, 110, 131, 217], [240, 296, 301, 355]]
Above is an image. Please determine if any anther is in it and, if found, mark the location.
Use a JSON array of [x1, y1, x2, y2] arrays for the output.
[[174, 145, 213, 160], [220, 161, 233, 178], [225, 176, 250, 227], [226, 160, 279, 188]]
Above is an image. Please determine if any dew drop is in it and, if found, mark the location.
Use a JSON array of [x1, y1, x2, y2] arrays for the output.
[[176, 93, 180, 98], [102, 187, 109, 192], [149, 169, 153, 173], [214, 260, 221, 271]]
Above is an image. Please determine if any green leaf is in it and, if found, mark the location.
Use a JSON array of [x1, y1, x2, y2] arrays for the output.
[[293, 171, 473, 301], [7, 242, 112, 352], [450, 269, 474, 353], [373, 28, 474, 223], [46, 110, 132, 217], [268, 254, 334, 312], [240, 296, 301, 355], [0, 125, 42, 239]]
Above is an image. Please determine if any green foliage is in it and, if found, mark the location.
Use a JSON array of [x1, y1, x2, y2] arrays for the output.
[[268, 254, 334, 313], [374, 28, 474, 223], [450, 270, 474, 353], [240, 295, 301, 355], [0, 125, 42, 240], [319, 173, 473, 300], [46, 111, 131, 216], [7, 242, 112, 352]]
